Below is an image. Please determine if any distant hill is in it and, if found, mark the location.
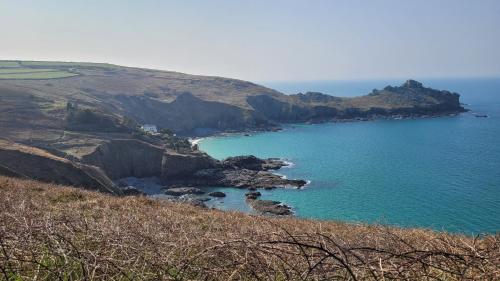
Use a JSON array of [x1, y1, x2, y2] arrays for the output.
[[0, 60, 465, 140]]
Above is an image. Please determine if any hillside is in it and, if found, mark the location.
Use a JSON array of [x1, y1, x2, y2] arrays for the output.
[[0, 176, 497, 280], [0, 60, 469, 213], [0, 60, 465, 141]]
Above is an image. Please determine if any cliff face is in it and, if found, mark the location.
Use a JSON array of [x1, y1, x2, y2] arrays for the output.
[[0, 142, 121, 195], [161, 151, 218, 179], [79, 138, 219, 180], [112, 92, 272, 135], [80, 139, 165, 179]]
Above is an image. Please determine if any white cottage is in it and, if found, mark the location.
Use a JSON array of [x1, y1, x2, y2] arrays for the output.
[[140, 124, 157, 133]]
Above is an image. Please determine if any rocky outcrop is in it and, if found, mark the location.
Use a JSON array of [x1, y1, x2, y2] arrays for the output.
[[247, 80, 466, 125], [166, 165, 306, 189], [247, 199, 293, 216], [216, 169, 306, 189], [364, 79, 467, 116], [161, 151, 218, 179], [0, 142, 121, 195], [222, 155, 288, 171], [79, 138, 304, 191]]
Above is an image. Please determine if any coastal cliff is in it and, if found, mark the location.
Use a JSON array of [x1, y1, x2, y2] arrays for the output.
[[0, 141, 121, 195], [0, 136, 304, 199], [0, 61, 467, 205], [80, 139, 165, 179]]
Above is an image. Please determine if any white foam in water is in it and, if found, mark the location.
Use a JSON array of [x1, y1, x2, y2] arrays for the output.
[[189, 138, 204, 146], [281, 159, 295, 168]]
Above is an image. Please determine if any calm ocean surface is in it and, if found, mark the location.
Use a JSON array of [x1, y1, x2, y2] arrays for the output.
[[199, 78, 500, 234]]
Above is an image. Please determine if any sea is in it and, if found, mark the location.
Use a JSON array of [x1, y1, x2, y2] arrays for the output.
[[199, 78, 500, 234]]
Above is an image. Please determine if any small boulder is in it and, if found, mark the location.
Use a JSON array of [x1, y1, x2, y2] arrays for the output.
[[208, 191, 226, 197], [249, 199, 292, 216], [245, 191, 261, 200]]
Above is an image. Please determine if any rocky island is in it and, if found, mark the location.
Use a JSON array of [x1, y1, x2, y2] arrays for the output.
[[0, 61, 467, 214]]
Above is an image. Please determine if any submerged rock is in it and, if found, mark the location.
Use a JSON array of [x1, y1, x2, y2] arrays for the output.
[[208, 191, 226, 197], [245, 191, 262, 200]]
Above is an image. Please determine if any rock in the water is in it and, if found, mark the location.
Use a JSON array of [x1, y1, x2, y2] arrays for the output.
[[165, 187, 204, 196], [208, 191, 226, 197], [222, 155, 289, 171], [245, 191, 261, 200], [262, 158, 289, 170], [217, 169, 306, 189], [222, 155, 265, 170], [248, 199, 292, 216]]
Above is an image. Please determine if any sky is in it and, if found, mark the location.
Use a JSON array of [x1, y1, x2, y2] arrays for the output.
[[1, 0, 499, 82]]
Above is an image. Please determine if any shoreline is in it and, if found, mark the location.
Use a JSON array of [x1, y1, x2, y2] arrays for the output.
[[186, 110, 467, 140]]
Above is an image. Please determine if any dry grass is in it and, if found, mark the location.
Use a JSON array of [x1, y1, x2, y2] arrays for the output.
[[0, 176, 498, 280]]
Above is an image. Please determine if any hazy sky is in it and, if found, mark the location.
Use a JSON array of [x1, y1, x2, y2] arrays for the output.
[[1, 0, 499, 81]]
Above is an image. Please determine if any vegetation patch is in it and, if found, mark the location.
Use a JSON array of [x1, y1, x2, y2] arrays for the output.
[[65, 104, 132, 132], [20, 61, 118, 69], [0, 71, 78, 80], [0, 176, 498, 280], [0, 68, 59, 74], [0, 61, 20, 68]]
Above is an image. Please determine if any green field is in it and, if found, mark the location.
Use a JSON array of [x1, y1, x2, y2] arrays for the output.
[[20, 61, 117, 69], [0, 71, 78, 79], [0, 68, 59, 74], [0, 61, 21, 68]]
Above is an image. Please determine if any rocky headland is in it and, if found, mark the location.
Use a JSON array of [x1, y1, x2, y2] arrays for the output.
[[0, 61, 468, 215]]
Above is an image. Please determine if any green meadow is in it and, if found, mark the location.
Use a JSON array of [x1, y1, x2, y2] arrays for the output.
[[0, 68, 58, 74], [0, 60, 79, 79], [0, 61, 21, 68], [0, 71, 78, 79]]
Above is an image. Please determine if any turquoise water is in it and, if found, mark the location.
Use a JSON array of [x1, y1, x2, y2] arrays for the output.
[[200, 78, 500, 234]]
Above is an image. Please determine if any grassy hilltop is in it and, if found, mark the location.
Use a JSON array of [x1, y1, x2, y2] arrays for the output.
[[0, 60, 465, 140], [0, 176, 498, 280]]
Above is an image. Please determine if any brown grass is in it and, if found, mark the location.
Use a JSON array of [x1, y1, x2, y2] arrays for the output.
[[0, 176, 498, 280]]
